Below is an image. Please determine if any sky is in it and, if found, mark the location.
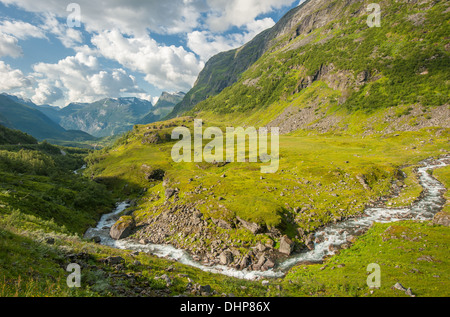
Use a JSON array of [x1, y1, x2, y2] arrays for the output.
[[0, 0, 306, 108]]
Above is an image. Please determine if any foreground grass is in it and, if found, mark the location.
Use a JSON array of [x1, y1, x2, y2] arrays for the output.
[[1, 216, 448, 297], [283, 221, 449, 297], [434, 166, 450, 214]]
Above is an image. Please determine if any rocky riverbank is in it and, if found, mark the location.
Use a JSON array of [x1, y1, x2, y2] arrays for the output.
[[118, 202, 290, 272]]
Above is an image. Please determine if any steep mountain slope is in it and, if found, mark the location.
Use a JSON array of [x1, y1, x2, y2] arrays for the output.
[[171, 0, 449, 134], [139, 92, 185, 124], [59, 97, 153, 137], [0, 93, 61, 124], [167, 0, 313, 118], [0, 95, 95, 142], [0, 124, 37, 145]]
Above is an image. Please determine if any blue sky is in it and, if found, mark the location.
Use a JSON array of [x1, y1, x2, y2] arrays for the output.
[[0, 0, 304, 107]]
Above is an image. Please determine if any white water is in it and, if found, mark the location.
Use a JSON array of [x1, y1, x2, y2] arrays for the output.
[[85, 156, 449, 280], [74, 164, 87, 175]]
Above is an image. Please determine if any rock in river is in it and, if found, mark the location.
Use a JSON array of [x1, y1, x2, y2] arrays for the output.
[[279, 235, 294, 255], [110, 216, 135, 240]]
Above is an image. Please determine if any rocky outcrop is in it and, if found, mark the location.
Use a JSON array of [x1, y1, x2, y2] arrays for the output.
[[110, 216, 135, 240], [141, 132, 171, 145], [236, 216, 264, 234], [433, 211, 450, 227]]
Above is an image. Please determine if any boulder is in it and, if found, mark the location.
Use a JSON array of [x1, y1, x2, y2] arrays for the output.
[[199, 285, 212, 294], [239, 254, 252, 270], [279, 235, 295, 255], [212, 218, 233, 230], [110, 216, 135, 240], [262, 258, 275, 271], [236, 216, 263, 234], [91, 236, 101, 244], [433, 211, 450, 227], [106, 256, 125, 265], [304, 234, 315, 250], [219, 251, 234, 266], [253, 255, 267, 270], [165, 188, 177, 199]]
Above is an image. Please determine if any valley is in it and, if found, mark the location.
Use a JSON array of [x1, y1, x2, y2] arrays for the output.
[[0, 0, 449, 299]]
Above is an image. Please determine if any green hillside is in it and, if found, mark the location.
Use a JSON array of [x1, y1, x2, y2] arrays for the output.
[[0, 125, 37, 145], [185, 0, 449, 132]]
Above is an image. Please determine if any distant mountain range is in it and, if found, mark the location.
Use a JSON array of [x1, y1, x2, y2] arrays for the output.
[[0, 91, 185, 140], [139, 91, 185, 125], [0, 94, 95, 142]]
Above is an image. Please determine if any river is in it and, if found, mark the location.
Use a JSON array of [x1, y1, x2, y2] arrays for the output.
[[84, 155, 449, 280]]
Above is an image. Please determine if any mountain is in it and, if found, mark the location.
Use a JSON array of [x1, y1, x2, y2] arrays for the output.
[[139, 91, 185, 125], [0, 93, 62, 123], [169, 0, 449, 134], [167, 0, 312, 119], [59, 97, 153, 138], [1, 93, 165, 139], [0, 124, 37, 145], [0, 95, 96, 142]]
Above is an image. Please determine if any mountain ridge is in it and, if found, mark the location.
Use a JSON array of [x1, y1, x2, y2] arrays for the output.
[[0, 95, 95, 142], [178, 0, 449, 134]]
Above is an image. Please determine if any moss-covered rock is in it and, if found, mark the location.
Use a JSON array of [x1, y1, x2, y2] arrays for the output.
[[433, 211, 450, 227], [110, 216, 135, 240]]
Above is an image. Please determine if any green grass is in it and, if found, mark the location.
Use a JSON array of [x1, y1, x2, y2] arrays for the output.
[[434, 166, 450, 214], [283, 221, 450, 297], [0, 123, 449, 297], [87, 121, 450, 257]]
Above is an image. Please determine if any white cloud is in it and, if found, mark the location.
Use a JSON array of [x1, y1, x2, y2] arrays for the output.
[[0, 20, 46, 39], [0, 32, 22, 57], [31, 82, 63, 105], [89, 69, 142, 96], [0, 61, 32, 89], [187, 17, 275, 61], [41, 13, 83, 48], [31, 53, 145, 105], [91, 30, 204, 91], [205, 0, 294, 32]]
